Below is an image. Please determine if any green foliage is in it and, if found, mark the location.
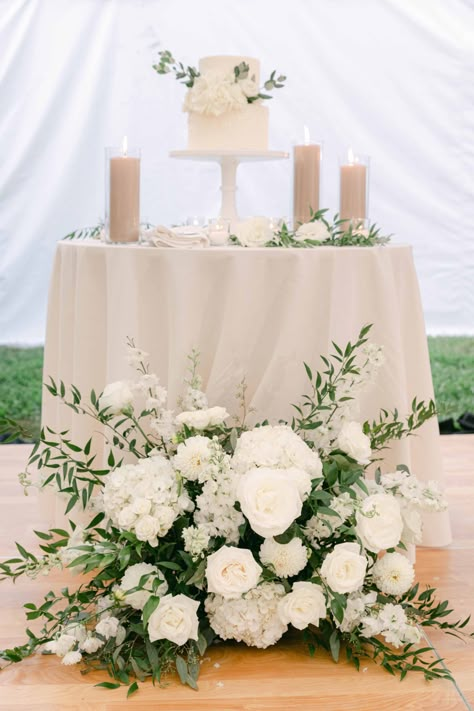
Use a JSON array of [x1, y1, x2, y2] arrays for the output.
[[428, 336, 474, 421], [0, 347, 43, 440]]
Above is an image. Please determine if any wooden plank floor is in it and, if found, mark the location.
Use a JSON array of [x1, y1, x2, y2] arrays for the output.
[[1, 438, 473, 710]]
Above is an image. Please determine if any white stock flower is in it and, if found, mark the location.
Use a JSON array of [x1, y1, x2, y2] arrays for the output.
[[61, 650, 82, 665], [294, 221, 331, 243], [356, 493, 403, 553], [180, 386, 208, 411], [206, 546, 262, 599], [175, 406, 229, 430], [95, 616, 120, 640], [126, 346, 149, 367], [235, 217, 274, 247], [182, 524, 211, 560], [320, 542, 367, 594], [236, 467, 311, 538], [119, 563, 168, 610], [99, 381, 134, 415], [205, 582, 287, 648], [337, 591, 377, 633], [49, 634, 76, 657], [372, 553, 415, 596], [147, 594, 200, 646], [150, 409, 177, 442], [337, 421, 372, 465], [183, 70, 247, 116], [259, 537, 308, 578], [173, 436, 213, 481], [232, 425, 322, 478], [278, 582, 327, 630]]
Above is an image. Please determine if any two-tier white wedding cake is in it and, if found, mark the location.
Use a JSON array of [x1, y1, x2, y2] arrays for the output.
[[184, 56, 269, 152]]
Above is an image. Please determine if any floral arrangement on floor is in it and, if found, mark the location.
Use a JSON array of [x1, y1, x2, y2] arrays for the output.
[[230, 210, 390, 248], [153, 50, 286, 116], [1, 326, 471, 696]]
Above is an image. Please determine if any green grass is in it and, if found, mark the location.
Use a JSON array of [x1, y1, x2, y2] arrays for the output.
[[0, 339, 472, 441]]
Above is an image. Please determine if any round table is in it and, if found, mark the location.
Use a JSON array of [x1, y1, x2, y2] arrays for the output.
[[42, 240, 451, 546]]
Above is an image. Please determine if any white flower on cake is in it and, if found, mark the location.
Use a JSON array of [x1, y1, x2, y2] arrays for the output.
[[337, 421, 372, 465], [99, 381, 134, 415], [102, 455, 183, 546], [278, 581, 327, 630], [146, 594, 200, 646], [175, 406, 229, 430], [173, 435, 213, 482], [183, 71, 247, 117], [259, 537, 308, 578], [236, 467, 311, 538], [372, 552, 414, 596], [320, 542, 367, 594], [206, 546, 262, 599], [119, 563, 168, 611], [355, 493, 403, 553], [232, 425, 322, 478], [294, 221, 331, 243], [234, 217, 275, 247], [205, 582, 287, 648]]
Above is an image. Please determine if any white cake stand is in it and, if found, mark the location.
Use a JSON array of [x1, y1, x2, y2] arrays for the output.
[[170, 149, 289, 224]]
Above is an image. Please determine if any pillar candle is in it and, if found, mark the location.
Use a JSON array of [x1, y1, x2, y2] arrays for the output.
[[339, 153, 367, 222], [108, 139, 140, 243], [293, 134, 321, 227]]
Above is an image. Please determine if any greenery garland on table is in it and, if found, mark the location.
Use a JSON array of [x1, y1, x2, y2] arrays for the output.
[[0, 326, 472, 698]]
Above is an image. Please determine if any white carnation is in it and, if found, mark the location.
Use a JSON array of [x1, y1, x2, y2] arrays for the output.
[[259, 537, 308, 578], [95, 616, 120, 640], [80, 635, 104, 654], [119, 563, 168, 610], [372, 552, 414, 596], [61, 650, 82, 665], [50, 634, 76, 657], [356, 493, 403, 553], [206, 582, 287, 648]]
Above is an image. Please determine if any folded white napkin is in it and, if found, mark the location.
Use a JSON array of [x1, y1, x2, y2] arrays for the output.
[[142, 225, 210, 248]]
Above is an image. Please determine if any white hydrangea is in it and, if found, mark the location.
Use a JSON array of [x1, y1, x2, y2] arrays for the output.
[[372, 553, 415, 596], [118, 563, 168, 610], [193, 441, 244, 544], [182, 524, 211, 560], [259, 537, 308, 578], [337, 591, 377, 633], [232, 425, 322, 478], [173, 436, 213, 482], [205, 582, 287, 648], [102, 455, 183, 546], [359, 602, 421, 648]]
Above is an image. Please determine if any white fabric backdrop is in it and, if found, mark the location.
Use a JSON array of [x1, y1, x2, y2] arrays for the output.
[[0, 0, 472, 343]]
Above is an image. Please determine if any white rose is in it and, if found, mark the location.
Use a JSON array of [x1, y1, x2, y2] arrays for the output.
[[206, 546, 262, 599], [119, 562, 168, 611], [337, 421, 372, 465], [278, 581, 327, 630], [236, 467, 309, 538], [238, 77, 259, 98], [175, 406, 229, 430], [147, 594, 200, 646], [356, 493, 403, 553], [235, 217, 274, 247], [294, 221, 331, 243], [117, 506, 137, 528], [99, 381, 134, 415], [131, 498, 152, 516], [134, 515, 160, 545], [320, 542, 367, 594], [183, 71, 247, 116]]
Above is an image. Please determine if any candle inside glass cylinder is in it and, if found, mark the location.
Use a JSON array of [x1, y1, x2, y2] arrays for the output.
[[108, 137, 140, 243], [339, 149, 368, 222], [293, 127, 321, 227]]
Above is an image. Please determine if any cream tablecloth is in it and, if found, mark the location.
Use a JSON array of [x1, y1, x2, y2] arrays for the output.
[[42, 240, 451, 546]]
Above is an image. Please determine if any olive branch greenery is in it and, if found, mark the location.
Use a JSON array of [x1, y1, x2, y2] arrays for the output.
[[0, 325, 471, 696]]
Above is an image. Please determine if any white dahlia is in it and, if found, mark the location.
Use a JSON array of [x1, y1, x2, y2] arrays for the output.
[[372, 552, 414, 596], [259, 537, 308, 578]]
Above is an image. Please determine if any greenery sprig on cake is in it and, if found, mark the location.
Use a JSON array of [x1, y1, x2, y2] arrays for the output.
[[153, 50, 286, 115]]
